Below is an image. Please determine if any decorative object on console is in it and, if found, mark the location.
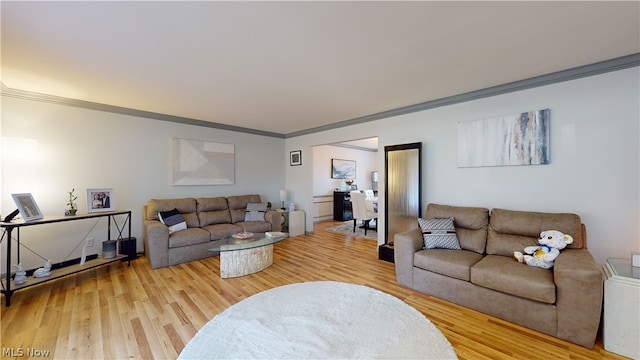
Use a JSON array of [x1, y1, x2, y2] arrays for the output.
[[65, 188, 78, 216], [87, 188, 114, 212], [331, 159, 356, 179], [2, 209, 20, 223], [513, 230, 573, 269], [279, 190, 288, 210], [290, 150, 302, 166], [11, 193, 43, 221], [102, 241, 117, 259], [33, 259, 51, 278], [458, 108, 550, 167], [158, 208, 187, 234], [13, 264, 26, 284]]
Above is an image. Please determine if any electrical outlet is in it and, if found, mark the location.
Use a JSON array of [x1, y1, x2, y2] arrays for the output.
[[87, 238, 94, 247]]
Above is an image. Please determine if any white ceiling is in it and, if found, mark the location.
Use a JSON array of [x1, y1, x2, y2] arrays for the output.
[[2, 1, 639, 136]]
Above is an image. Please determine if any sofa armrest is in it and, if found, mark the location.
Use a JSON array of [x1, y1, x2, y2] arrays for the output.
[[554, 248, 603, 348], [394, 228, 423, 288], [143, 220, 170, 269], [265, 210, 282, 232]]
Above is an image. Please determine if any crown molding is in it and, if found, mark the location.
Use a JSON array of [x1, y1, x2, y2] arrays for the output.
[[3, 53, 638, 139], [285, 53, 640, 138], [0, 83, 285, 139]]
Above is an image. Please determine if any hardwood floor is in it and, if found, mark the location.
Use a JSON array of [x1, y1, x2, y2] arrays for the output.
[[1, 221, 625, 359]]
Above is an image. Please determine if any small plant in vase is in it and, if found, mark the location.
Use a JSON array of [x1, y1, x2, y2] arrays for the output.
[[66, 188, 78, 216], [344, 178, 354, 186]]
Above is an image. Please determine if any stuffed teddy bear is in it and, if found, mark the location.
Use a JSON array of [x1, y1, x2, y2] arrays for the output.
[[513, 230, 573, 269]]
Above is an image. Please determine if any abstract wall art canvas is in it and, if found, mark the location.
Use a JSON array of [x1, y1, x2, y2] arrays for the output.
[[457, 109, 550, 167], [331, 159, 356, 179], [171, 138, 235, 185]]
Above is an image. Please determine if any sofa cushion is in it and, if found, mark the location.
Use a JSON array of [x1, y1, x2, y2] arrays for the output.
[[158, 208, 187, 234], [425, 204, 489, 254], [471, 255, 556, 304], [414, 249, 483, 281], [418, 217, 461, 250], [146, 198, 200, 228], [488, 209, 584, 254], [168, 228, 211, 248], [227, 194, 262, 223], [202, 224, 243, 241], [245, 203, 268, 222], [196, 197, 231, 226]]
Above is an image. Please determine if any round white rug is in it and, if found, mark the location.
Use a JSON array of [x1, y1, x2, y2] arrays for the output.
[[179, 281, 457, 359]]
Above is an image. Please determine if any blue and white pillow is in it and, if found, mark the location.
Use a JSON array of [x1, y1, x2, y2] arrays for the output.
[[418, 217, 461, 250], [159, 208, 187, 234]]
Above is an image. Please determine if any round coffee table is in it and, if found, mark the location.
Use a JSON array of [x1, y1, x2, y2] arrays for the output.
[[208, 232, 288, 278]]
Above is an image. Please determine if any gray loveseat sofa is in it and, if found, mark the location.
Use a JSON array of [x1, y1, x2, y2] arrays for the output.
[[143, 194, 281, 269], [394, 203, 603, 348]]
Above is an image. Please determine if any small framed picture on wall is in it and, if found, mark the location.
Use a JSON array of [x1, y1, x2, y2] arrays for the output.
[[290, 150, 302, 166], [87, 188, 114, 212]]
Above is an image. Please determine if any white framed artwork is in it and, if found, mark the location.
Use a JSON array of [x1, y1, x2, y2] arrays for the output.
[[458, 109, 550, 167], [11, 193, 43, 221], [171, 138, 235, 185]]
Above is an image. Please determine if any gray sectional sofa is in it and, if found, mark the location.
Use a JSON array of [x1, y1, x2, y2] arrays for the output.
[[394, 203, 603, 348], [143, 194, 281, 269]]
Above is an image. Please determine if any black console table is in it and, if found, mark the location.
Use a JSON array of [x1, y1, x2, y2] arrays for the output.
[[0, 210, 132, 306], [333, 191, 353, 221]]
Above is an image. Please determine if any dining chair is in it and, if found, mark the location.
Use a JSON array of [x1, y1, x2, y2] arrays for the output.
[[350, 191, 377, 235]]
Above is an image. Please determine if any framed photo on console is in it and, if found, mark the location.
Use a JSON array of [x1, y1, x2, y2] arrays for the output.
[[87, 188, 114, 212], [11, 193, 43, 221]]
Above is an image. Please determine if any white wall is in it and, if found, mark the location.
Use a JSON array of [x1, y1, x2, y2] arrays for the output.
[[1, 97, 285, 271], [286, 67, 640, 265], [312, 145, 377, 195]]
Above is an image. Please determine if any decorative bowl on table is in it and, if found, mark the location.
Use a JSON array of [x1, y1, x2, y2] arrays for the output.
[[232, 232, 253, 239]]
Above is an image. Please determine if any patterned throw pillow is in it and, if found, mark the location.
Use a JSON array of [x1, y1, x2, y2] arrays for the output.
[[418, 217, 461, 250], [245, 203, 268, 222], [159, 208, 187, 234]]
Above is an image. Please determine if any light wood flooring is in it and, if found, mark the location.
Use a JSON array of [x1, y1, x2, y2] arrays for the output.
[[1, 221, 626, 359]]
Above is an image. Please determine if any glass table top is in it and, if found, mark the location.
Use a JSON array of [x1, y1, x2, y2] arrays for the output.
[[208, 232, 288, 252], [607, 258, 640, 280]]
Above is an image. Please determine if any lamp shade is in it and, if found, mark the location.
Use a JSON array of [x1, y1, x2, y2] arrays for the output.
[[279, 190, 289, 202], [371, 171, 379, 182]]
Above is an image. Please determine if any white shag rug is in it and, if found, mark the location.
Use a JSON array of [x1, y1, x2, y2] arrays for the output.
[[179, 281, 457, 359]]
